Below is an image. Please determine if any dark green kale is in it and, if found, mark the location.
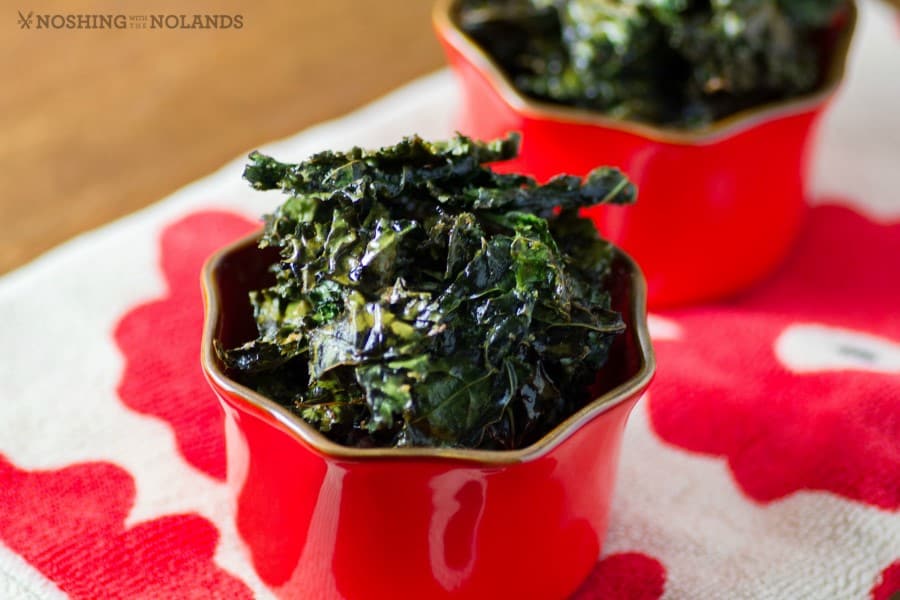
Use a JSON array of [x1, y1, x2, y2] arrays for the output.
[[458, 0, 850, 127], [218, 133, 636, 449]]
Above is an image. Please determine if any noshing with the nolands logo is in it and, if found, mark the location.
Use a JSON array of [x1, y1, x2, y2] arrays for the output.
[[16, 12, 244, 30]]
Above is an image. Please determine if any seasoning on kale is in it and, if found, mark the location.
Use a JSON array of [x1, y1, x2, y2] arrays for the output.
[[218, 133, 636, 450], [457, 0, 849, 127]]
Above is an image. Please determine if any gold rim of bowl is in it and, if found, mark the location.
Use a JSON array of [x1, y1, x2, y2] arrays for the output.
[[201, 232, 656, 464], [432, 0, 858, 145]]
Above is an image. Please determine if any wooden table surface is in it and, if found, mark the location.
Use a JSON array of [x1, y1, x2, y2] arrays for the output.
[[2, 1, 444, 274]]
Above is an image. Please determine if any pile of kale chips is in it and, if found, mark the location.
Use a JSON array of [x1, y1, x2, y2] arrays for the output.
[[458, 0, 849, 127], [219, 134, 636, 450]]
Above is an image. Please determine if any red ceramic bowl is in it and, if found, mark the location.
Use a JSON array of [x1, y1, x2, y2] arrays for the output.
[[201, 232, 654, 600], [433, 0, 856, 308]]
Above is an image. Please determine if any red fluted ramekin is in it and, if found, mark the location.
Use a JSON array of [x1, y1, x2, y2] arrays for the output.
[[433, 0, 856, 307], [201, 232, 654, 599]]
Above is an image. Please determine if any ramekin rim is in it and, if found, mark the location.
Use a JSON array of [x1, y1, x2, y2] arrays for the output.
[[432, 0, 857, 145], [200, 230, 656, 464]]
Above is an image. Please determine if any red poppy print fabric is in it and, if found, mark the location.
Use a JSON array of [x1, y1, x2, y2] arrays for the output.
[[0, 455, 253, 599], [649, 204, 900, 510], [5, 202, 892, 598], [572, 553, 666, 600], [871, 561, 900, 600], [115, 211, 258, 481]]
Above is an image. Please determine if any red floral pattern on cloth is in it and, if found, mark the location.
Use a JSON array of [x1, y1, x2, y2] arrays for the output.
[[115, 211, 259, 481], [17, 205, 883, 597], [0, 454, 253, 599], [871, 561, 900, 600], [649, 204, 900, 509], [572, 552, 666, 600]]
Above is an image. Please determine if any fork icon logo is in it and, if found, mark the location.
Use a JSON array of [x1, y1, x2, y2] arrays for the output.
[[17, 10, 33, 28]]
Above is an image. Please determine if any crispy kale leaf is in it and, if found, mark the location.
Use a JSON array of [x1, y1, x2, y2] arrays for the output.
[[219, 133, 636, 449], [458, 0, 849, 127]]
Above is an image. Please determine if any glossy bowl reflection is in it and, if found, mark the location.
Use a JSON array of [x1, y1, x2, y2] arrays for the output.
[[201, 232, 655, 599]]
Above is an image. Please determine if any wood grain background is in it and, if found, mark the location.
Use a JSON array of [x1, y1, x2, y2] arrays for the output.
[[2, 1, 444, 273]]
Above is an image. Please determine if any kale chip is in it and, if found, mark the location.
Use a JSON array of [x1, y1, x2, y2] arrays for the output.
[[458, 0, 849, 127], [219, 133, 636, 449]]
